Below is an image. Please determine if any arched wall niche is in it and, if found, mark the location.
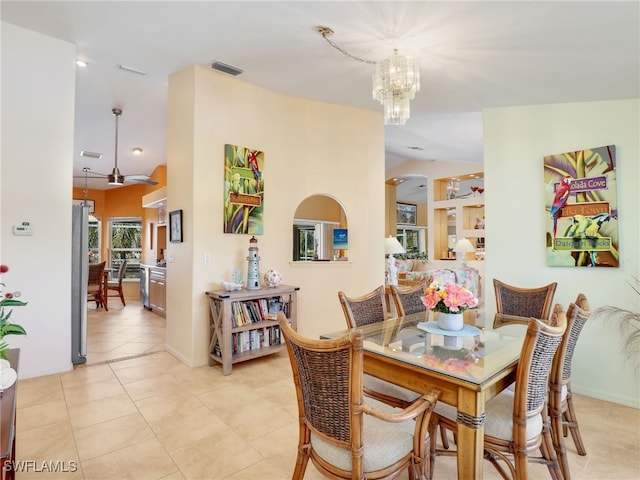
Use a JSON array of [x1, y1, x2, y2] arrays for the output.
[[293, 194, 349, 261]]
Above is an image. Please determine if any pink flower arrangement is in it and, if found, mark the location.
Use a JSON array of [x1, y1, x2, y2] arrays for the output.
[[422, 281, 478, 314]]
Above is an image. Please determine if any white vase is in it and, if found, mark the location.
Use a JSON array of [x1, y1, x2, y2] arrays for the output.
[[437, 312, 464, 331]]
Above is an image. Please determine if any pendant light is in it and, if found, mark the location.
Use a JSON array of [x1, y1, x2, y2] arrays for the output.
[[108, 108, 125, 185]]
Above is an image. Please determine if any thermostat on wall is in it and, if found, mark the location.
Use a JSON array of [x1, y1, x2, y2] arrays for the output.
[[13, 223, 33, 236]]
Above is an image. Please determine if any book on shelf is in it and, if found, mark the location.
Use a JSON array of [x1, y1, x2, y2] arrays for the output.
[[213, 338, 221, 358], [267, 297, 283, 320]]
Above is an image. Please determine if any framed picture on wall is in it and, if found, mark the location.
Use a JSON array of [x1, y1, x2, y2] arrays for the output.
[[396, 202, 417, 226], [169, 209, 183, 243]]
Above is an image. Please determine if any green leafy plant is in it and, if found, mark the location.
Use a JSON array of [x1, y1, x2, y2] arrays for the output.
[[0, 265, 28, 359], [395, 251, 428, 262]]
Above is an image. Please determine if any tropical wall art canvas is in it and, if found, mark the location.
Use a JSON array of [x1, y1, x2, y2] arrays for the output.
[[224, 144, 264, 235], [544, 145, 618, 267]]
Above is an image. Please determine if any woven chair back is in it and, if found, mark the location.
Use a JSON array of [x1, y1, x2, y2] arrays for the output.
[[494, 279, 557, 319], [516, 304, 566, 418], [88, 261, 106, 290], [338, 286, 387, 328], [390, 284, 426, 317], [279, 313, 362, 446]]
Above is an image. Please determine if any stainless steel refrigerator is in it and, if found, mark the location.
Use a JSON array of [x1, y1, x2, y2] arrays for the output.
[[71, 204, 88, 365]]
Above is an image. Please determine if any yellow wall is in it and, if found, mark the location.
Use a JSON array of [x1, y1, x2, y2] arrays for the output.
[[165, 66, 385, 366]]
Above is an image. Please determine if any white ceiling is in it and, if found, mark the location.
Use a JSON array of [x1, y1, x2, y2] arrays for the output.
[[2, 1, 638, 192]]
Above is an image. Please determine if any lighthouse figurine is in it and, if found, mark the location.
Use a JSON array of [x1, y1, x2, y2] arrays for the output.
[[246, 236, 261, 290]]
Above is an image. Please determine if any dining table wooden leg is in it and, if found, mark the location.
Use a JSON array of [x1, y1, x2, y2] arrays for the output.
[[103, 271, 109, 311], [455, 389, 485, 480]]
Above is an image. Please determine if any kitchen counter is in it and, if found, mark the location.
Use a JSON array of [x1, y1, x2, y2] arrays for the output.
[[140, 263, 166, 270]]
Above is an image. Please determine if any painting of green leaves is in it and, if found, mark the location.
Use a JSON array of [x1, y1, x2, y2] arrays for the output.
[[224, 144, 264, 235], [544, 145, 618, 267]]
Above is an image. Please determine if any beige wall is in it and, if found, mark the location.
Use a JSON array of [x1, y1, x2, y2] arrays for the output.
[[484, 99, 640, 408], [165, 66, 385, 366], [294, 195, 343, 223], [1, 23, 76, 377]]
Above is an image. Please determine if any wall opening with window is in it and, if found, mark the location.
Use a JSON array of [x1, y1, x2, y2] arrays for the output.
[[88, 218, 102, 263], [109, 217, 142, 280]]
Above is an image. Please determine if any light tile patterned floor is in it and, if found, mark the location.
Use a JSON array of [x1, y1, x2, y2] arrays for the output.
[[13, 301, 640, 479]]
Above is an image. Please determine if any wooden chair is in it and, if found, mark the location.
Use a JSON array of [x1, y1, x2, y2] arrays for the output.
[[429, 304, 567, 480], [107, 259, 127, 306], [390, 283, 427, 317], [492, 279, 557, 329], [278, 312, 441, 480], [338, 285, 388, 328], [338, 286, 422, 409], [549, 294, 591, 480], [87, 261, 108, 311]]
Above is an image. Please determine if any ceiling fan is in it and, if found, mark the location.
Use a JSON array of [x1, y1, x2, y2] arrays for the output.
[[74, 107, 158, 187]]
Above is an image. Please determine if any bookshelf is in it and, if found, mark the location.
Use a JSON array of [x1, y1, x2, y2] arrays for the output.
[[205, 285, 299, 375]]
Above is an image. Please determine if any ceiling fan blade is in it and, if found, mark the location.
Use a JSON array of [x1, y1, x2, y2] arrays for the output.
[[124, 175, 158, 185], [128, 178, 159, 186]]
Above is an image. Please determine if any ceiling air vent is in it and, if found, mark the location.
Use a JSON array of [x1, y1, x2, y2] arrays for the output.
[[211, 61, 243, 76], [80, 150, 103, 159]]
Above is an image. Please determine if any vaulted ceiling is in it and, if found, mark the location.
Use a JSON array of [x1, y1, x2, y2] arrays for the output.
[[2, 1, 638, 193]]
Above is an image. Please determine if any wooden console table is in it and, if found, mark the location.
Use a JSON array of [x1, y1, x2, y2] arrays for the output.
[[1, 349, 19, 480]]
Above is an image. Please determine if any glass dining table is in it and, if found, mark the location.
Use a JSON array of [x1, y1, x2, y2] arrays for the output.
[[321, 312, 525, 480]]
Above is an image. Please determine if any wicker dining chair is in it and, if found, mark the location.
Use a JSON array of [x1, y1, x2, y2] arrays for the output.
[[278, 312, 441, 480], [338, 285, 389, 328], [338, 286, 422, 409], [107, 259, 127, 306], [549, 294, 591, 480], [429, 304, 567, 480], [390, 283, 427, 317], [87, 261, 108, 311], [492, 279, 557, 329]]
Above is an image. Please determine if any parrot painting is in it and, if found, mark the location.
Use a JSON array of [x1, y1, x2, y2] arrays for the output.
[[550, 175, 572, 241], [247, 151, 261, 183]]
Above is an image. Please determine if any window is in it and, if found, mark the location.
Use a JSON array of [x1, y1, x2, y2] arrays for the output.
[[293, 224, 316, 261], [109, 218, 142, 280], [88, 218, 101, 263], [396, 226, 427, 256]]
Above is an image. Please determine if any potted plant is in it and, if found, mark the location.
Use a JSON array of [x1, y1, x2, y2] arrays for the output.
[[0, 264, 28, 360]]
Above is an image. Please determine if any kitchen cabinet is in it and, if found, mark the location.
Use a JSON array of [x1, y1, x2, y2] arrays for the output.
[[149, 267, 166, 316], [141, 265, 166, 317]]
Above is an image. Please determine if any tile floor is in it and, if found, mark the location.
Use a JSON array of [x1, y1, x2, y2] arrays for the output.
[[13, 301, 640, 479]]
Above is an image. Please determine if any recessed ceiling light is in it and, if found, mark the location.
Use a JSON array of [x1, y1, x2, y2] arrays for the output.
[[76, 59, 88, 67], [132, 147, 143, 155]]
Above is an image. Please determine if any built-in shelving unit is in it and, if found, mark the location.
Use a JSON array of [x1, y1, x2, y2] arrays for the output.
[[205, 285, 299, 375], [432, 174, 485, 261]]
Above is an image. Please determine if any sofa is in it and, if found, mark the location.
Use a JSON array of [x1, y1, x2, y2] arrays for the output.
[[396, 259, 481, 297]]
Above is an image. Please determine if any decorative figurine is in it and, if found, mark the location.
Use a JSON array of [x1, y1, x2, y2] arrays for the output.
[[264, 269, 282, 288], [246, 236, 261, 290]]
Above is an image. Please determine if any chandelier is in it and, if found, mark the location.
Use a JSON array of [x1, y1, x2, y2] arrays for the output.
[[317, 26, 420, 126]]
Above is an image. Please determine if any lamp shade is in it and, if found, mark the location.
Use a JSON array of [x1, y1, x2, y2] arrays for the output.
[[453, 238, 475, 254], [385, 236, 405, 255]]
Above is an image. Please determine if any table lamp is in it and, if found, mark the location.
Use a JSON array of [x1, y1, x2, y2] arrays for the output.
[[384, 236, 405, 286], [454, 238, 475, 267]]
